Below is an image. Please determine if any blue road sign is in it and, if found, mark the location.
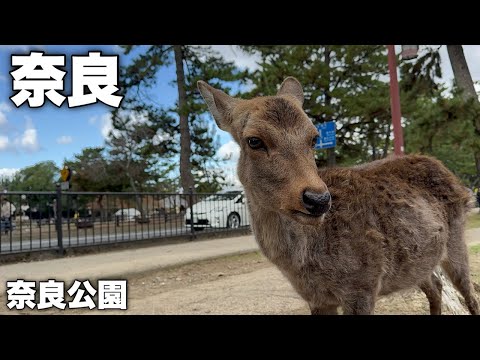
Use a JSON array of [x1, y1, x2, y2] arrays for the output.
[[315, 121, 336, 150]]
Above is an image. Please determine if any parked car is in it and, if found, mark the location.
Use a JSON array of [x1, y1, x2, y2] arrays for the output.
[[114, 208, 141, 221], [185, 189, 250, 229], [0, 218, 16, 234]]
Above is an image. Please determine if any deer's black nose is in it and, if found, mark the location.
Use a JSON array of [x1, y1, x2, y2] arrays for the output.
[[302, 190, 331, 215]]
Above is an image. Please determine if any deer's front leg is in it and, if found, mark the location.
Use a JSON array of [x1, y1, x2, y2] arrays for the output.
[[342, 293, 376, 315], [310, 304, 339, 315]]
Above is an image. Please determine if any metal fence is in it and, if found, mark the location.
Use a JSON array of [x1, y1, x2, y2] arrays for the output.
[[0, 187, 250, 255]]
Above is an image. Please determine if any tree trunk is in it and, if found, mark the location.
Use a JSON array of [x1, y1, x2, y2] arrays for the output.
[[447, 45, 480, 178], [324, 47, 336, 167], [127, 173, 144, 219], [174, 45, 194, 192], [96, 194, 106, 222], [447, 45, 477, 101]]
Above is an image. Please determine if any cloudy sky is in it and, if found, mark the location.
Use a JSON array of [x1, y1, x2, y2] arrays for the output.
[[0, 45, 479, 186]]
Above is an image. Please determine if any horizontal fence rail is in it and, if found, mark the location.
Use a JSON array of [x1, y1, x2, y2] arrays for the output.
[[0, 187, 250, 255]]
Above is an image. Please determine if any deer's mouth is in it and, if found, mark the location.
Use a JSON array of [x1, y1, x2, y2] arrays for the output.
[[292, 210, 323, 218], [289, 210, 326, 225]]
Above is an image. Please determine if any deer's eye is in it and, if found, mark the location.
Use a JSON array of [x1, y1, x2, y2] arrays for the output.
[[311, 135, 319, 148], [247, 137, 266, 150]]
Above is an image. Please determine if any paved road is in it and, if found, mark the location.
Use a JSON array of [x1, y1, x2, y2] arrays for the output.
[[467, 227, 480, 245], [116, 267, 306, 315], [0, 228, 477, 286], [0, 229, 479, 315], [0, 234, 258, 287]]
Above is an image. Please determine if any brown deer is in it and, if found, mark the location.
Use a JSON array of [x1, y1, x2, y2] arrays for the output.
[[197, 77, 479, 315]]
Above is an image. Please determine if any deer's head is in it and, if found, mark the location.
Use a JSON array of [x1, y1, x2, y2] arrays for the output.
[[198, 77, 331, 226]]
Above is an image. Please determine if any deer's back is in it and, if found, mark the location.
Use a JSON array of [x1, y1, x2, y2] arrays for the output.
[[364, 155, 466, 205], [309, 154, 467, 295]]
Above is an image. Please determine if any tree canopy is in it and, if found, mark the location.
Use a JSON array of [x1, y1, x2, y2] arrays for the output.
[[7, 161, 59, 191], [112, 45, 246, 193], [4, 45, 480, 192]]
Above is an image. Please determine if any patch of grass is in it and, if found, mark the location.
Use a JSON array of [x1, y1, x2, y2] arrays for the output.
[[467, 213, 480, 229], [470, 244, 480, 255]]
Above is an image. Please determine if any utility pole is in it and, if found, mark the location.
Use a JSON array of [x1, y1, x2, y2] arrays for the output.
[[387, 45, 405, 156]]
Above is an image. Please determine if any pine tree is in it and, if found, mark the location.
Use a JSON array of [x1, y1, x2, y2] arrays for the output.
[[114, 45, 245, 192], [399, 45, 480, 185], [241, 45, 391, 166]]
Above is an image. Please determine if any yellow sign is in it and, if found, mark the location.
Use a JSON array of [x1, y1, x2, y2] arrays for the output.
[[60, 166, 70, 182]]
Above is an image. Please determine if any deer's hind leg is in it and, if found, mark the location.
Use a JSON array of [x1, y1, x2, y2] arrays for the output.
[[420, 273, 443, 315]]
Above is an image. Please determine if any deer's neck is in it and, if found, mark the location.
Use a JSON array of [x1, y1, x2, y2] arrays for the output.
[[246, 197, 311, 266]]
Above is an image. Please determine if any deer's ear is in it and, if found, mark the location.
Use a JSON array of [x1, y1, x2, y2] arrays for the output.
[[277, 77, 304, 106], [197, 81, 238, 132]]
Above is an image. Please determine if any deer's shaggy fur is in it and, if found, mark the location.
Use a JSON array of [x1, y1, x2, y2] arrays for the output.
[[198, 77, 479, 315]]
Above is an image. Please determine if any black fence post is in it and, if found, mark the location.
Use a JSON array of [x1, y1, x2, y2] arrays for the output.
[[56, 184, 64, 255], [189, 187, 196, 241]]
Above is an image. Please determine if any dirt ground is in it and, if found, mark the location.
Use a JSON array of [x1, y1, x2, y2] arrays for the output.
[[4, 246, 480, 315]]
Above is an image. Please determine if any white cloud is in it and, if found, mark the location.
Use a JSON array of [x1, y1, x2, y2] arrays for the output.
[[0, 168, 18, 179], [20, 127, 39, 151], [0, 114, 40, 153], [0, 112, 7, 126], [210, 45, 260, 71], [0, 45, 46, 53], [222, 165, 242, 187], [215, 140, 243, 186], [90, 113, 115, 139], [99, 114, 113, 138], [56, 135, 73, 145], [0, 102, 11, 112], [0, 136, 9, 150], [112, 45, 125, 54], [11, 117, 40, 153], [90, 110, 149, 139], [0, 102, 11, 127], [218, 140, 240, 162]]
